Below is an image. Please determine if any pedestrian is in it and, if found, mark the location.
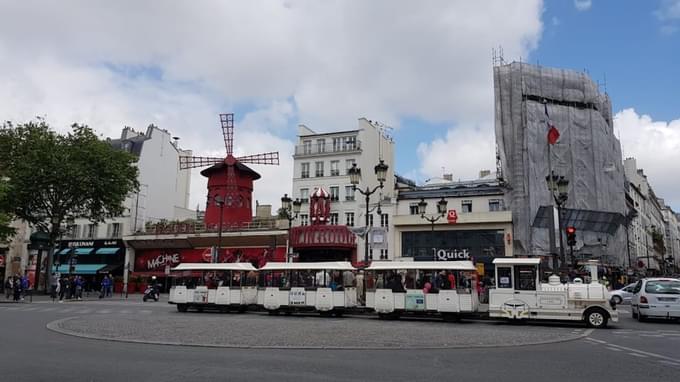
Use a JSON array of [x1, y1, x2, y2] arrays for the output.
[[50, 273, 58, 300], [100, 275, 112, 298], [69, 276, 76, 299], [75, 276, 83, 300], [20, 274, 30, 301], [5, 276, 13, 299], [58, 276, 67, 302], [13, 276, 22, 302]]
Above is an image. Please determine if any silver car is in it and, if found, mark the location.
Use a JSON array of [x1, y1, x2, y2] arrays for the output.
[[631, 278, 680, 321], [610, 283, 636, 305]]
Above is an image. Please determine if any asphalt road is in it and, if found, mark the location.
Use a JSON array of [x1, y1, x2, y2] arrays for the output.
[[1, 296, 679, 382]]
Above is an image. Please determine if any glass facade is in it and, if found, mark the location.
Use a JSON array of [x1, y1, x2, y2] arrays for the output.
[[401, 229, 505, 265]]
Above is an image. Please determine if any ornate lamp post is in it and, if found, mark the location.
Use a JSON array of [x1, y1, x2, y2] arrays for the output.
[[281, 193, 302, 262], [348, 160, 389, 263], [418, 198, 448, 261], [546, 171, 569, 269], [214, 195, 225, 263]]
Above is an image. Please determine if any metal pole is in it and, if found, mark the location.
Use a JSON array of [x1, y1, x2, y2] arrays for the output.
[[625, 217, 632, 269], [217, 203, 224, 263], [365, 190, 370, 264], [645, 227, 650, 276], [287, 218, 292, 263], [557, 203, 565, 267]]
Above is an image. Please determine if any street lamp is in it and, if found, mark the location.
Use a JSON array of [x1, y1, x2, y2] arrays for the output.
[[214, 195, 225, 263], [281, 193, 302, 262], [546, 171, 569, 269], [349, 160, 389, 263], [418, 198, 448, 261]]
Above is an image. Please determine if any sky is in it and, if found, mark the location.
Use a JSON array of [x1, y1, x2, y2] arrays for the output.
[[0, 0, 679, 214]]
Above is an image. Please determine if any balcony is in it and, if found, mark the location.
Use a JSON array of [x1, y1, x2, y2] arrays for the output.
[[294, 140, 362, 157]]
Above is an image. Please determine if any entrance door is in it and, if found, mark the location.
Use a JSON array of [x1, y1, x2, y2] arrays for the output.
[[513, 265, 538, 308]]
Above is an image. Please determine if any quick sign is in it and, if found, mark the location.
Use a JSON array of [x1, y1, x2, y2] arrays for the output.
[[433, 248, 471, 261]]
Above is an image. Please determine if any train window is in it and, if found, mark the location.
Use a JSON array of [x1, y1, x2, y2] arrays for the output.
[[514, 266, 536, 291], [497, 267, 512, 289]]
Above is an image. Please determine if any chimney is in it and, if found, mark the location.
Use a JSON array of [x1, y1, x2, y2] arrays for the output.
[[443, 173, 453, 181], [479, 170, 491, 178]]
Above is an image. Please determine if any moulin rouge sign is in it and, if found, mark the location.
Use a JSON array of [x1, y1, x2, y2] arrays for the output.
[[146, 253, 181, 270]]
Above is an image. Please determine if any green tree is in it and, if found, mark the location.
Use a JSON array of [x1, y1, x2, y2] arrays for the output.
[[0, 178, 15, 242], [0, 119, 139, 288]]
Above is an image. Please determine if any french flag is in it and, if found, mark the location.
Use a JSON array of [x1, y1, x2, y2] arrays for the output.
[[544, 102, 560, 145]]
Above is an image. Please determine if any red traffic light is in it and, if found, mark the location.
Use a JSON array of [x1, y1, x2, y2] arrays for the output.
[[566, 226, 576, 234]]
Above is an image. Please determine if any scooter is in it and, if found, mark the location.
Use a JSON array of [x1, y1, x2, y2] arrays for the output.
[[143, 284, 160, 302]]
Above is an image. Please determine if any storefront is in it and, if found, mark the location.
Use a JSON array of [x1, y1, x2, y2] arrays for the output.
[[401, 229, 507, 276], [53, 239, 126, 283]]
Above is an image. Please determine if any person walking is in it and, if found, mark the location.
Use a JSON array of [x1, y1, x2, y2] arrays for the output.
[[100, 275, 112, 298], [20, 274, 29, 301], [13, 276, 22, 302], [50, 273, 58, 301], [58, 276, 67, 302], [75, 276, 83, 300], [5, 276, 13, 300]]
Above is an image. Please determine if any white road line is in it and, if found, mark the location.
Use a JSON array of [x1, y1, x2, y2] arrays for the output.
[[586, 338, 607, 344], [606, 347, 622, 352], [658, 360, 680, 367], [75, 310, 92, 314], [139, 310, 152, 314], [629, 353, 648, 358], [603, 343, 680, 363], [98, 309, 112, 314], [40, 307, 57, 312]]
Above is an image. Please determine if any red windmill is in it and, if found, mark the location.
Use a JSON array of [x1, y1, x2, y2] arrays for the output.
[[179, 113, 279, 227]]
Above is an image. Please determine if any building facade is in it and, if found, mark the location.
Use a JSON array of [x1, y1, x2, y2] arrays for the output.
[[392, 172, 513, 276], [494, 62, 627, 267], [290, 119, 395, 263]]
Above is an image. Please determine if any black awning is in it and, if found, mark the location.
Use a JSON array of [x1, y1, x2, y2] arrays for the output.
[[532, 206, 625, 234], [97, 263, 123, 274]]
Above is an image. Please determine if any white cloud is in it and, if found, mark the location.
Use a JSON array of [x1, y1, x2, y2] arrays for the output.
[[615, 108, 680, 209], [655, 0, 680, 20], [0, 0, 544, 209], [416, 124, 496, 182], [574, 0, 592, 12]]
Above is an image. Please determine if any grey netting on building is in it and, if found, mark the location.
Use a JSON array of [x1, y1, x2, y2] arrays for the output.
[[494, 62, 627, 265]]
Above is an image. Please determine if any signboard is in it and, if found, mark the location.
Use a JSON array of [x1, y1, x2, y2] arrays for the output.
[[447, 210, 458, 224], [476, 262, 485, 276], [164, 265, 171, 275], [405, 292, 426, 310], [370, 227, 388, 250], [289, 287, 306, 306], [0, 255, 5, 267], [434, 248, 471, 261]]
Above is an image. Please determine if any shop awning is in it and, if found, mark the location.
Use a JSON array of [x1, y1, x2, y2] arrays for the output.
[[95, 247, 121, 255], [57, 248, 72, 255], [53, 264, 106, 275], [74, 248, 95, 255], [97, 263, 123, 274]]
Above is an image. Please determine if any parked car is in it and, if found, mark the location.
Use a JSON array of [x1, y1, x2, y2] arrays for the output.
[[610, 283, 637, 305], [631, 278, 680, 321]]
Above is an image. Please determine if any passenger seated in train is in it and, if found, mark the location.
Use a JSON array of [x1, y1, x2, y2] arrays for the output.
[[386, 274, 406, 293]]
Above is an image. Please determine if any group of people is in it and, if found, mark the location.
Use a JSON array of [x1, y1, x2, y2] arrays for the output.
[[3, 274, 31, 302], [49, 273, 113, 302]]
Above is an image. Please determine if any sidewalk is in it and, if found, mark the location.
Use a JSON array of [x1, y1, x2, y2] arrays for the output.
[[0, 292, 167, 304]]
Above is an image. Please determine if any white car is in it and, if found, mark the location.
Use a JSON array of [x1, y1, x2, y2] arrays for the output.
[[631, 278, 680, 322], [610, 283, 637, 305]]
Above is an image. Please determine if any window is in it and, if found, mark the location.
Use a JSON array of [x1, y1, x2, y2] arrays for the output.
[[300, 188, 309, 203], [330, 160, 340, 176], [345, 186, 355, 201], [330, 186, 339, 201], [345, 159, 355, 174], [381, 213, 389, 228], [303, 140, 312, 154], [489, 199, 503, 212], [462, 200, 472, 213], [367, 213, 374, 227], [107, 223, 121, 238], [514, 266, 536, 291], [332, 137, 342, 152], [497, 267, 512, 289], [316, 139, 325, 153], [345, 212, 355, 227], [300, 214, 309, 226], [330, 213, 339, 225], [344, 136, 357, 150], [315, 161, 324, 177], [409, 203, 419, 215], [301, 163, 310, 178], [86, 224, 97, 239], [66, 225, 80, 239], [380, 249, 389, 260]]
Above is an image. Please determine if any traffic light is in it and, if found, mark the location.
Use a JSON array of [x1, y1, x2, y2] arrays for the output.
[[566, 226, 576, 246]]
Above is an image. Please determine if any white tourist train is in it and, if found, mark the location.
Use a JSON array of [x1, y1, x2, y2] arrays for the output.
[[257, 261, 357, 316], [168, 258, 618, 328], [365, 260, 479, 321], [168, 262, 259, 312], [489, 258, 618, 328]]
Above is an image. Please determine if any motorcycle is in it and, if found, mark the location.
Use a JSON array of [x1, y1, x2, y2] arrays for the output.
[[143, 284, 160, 302]]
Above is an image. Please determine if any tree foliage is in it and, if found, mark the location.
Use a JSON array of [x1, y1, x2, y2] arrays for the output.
[[0, 119, 139, 243], [0, 178, 15, 242]]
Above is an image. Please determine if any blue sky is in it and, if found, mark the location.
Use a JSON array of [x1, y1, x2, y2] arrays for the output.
[[0, 1, 678, 210]]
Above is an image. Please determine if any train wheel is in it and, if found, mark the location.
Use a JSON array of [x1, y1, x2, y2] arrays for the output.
[[177, 304, 188, 313]]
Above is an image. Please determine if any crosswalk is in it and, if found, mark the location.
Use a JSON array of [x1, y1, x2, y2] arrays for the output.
[[0, 304, 153, 315]]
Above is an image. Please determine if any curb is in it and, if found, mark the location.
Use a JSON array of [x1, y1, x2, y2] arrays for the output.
[[46, 316, 595, 351]]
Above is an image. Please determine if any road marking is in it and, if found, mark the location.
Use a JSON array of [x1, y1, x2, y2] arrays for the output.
[[629, 353, 648, 358], [75, 309, 92, 314], [606, 347, 622, 352], [603, 343, 680, 363], [40, 307, 57, 312], [139, 310, 152, 314], [585, 338, 607, 344], [97, 309, 112, 314], [22, 307, 39, 311], [617, 309, 630, 314], [120, 310, 131, 314], [658, 360, 680, 367]]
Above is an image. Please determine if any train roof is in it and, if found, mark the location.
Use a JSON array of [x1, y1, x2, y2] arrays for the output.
[[259, 261, 356, 271], [171, 263, 258, 272], [492, 258, 541, 265], [366, 261, 476, 271]]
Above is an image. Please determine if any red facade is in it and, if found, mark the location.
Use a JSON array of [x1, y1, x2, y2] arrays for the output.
[[201, 158, 260, 227], [135, 246, 286, 274]]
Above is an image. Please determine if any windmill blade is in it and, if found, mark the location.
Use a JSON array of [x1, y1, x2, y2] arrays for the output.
[[220, 113, 234, 156], [179, 156, 223, 169], [236, 152, 280, 165]]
